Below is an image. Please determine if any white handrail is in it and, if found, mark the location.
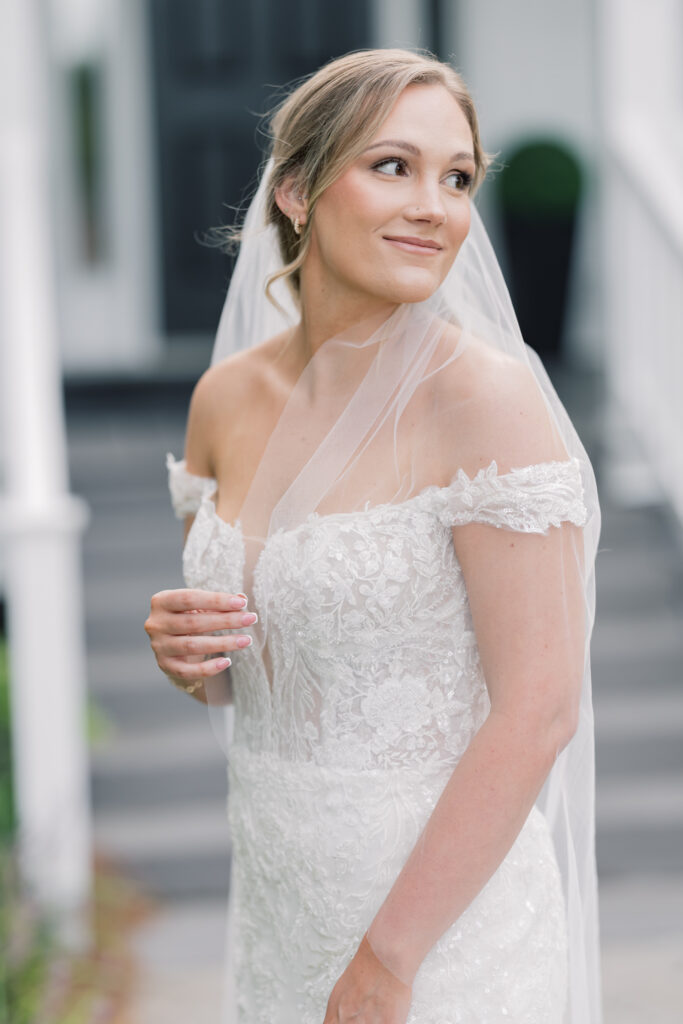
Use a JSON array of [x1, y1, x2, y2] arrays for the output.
[[602, 112, 683, 526], [607, 113, 683, 259]]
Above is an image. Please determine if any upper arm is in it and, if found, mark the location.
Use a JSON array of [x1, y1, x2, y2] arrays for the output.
[[452, 517, 585, 746], [176, 367, 226, 543], [184, 365, 225, 479], [446, 357, 586, 747], [182, 348, 263, 502]]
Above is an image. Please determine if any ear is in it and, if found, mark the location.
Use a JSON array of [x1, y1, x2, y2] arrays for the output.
[[274, 175, 309, 227]]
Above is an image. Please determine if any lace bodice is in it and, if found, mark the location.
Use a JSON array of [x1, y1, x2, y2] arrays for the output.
[[165, 452, 587, 1023], [167, 452, 587, 775]]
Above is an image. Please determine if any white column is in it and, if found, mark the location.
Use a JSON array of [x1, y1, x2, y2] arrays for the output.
[[0, 0, 92, 948]]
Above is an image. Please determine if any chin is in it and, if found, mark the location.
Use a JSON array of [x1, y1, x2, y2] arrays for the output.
[[355, 264, 438, 305], [383, 276, 441, 305]]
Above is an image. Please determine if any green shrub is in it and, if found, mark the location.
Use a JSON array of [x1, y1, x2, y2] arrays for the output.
[[0, 637, 14, 840], [0, 636, 141, 1022], [0, 847, 53, 1024], [498, 138, 583, 218]]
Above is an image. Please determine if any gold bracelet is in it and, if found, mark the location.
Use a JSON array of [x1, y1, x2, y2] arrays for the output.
[[169, 676, 203, 695]]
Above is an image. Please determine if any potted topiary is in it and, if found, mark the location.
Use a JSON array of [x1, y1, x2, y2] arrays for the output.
[[495, 138, 583, 363]]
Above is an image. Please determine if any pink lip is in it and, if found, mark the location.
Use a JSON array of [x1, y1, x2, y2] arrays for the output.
[[383, 235, 443, 253]]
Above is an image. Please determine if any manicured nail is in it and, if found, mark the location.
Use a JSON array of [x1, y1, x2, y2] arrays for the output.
[[236, 636, 252, 648], [241, 612, 258, 625], [216, 657, 231, 668], [230, 596, 247, 610]]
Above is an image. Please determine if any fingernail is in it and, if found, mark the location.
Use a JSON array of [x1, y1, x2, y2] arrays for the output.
[[231, 596, 247, 610], [216, 657, 231, 668], [241, 612, 258, 625], [236, 636, 252, 648]]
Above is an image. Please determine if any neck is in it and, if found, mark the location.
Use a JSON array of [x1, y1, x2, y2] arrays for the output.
[[289, 261, 399, 365]]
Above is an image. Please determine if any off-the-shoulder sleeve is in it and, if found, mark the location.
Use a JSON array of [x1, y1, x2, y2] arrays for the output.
[[434, 457, 589, 535], [165, 452, 217, 519]]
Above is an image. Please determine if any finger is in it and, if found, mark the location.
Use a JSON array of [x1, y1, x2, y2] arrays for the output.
[[166, 609, 258, 635], [191, 595, 250, 616], [164, 654, 233, 681], [158, 589, 248, 613], [162, 632, 253, 657]]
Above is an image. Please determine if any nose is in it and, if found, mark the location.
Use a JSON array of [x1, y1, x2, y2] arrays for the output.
[[406, 178, 447, 226]]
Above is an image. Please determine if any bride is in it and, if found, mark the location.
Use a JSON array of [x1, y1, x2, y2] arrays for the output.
[[144, 48, 602, 1024]]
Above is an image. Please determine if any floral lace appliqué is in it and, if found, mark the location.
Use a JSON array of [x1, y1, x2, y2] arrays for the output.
[[165, 453, 580, 1023]]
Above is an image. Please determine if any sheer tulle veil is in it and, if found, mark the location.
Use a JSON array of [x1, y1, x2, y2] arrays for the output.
[[203, 145, 602, 1023]]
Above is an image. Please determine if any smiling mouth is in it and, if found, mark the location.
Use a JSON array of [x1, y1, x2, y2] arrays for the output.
[[382, 236, 443, 254]]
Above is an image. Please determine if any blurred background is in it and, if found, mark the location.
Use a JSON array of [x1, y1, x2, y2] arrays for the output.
[[1, 1, 681, 1022]]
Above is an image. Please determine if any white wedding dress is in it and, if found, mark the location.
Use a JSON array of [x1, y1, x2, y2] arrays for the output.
[[167, 452, 589, 1024]]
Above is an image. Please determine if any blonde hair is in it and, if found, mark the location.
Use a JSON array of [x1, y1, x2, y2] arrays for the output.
[[222, 48, 496, 311]]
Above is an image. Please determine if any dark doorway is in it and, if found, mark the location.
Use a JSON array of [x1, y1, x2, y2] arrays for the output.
[[149, 0, 372, 337]]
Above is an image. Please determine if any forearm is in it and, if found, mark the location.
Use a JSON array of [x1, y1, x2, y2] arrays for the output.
[[366, 709, 566, 985]]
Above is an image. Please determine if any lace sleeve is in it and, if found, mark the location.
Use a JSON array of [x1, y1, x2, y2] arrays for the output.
[[165, 452, 217, 519], [435, 457, 589, 535]]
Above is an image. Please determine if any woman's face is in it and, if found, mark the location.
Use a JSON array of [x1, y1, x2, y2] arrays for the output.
[[305, 83, 476, 307]]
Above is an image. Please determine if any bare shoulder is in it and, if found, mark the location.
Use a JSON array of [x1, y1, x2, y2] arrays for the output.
[[434, 321, 569, 472], [433, 320, 530, 391], [184, 329, 291, 477]]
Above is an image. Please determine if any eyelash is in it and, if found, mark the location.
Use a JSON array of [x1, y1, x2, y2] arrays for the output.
[[372, 156, 473, 191]]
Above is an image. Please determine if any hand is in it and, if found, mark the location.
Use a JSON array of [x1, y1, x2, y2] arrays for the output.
[[144, 588, 256, 699], [322, 933, 412, 1024]]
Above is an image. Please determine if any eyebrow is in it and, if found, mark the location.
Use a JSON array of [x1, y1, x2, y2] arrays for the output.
[[363, 139, 475, 164]]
